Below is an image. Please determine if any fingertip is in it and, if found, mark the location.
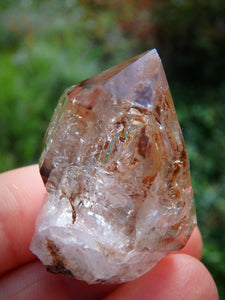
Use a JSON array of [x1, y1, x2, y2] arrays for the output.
[[178, 226, 203, 260], [105, 254, 218, 300], [0, 165, 46, 275], [0, 261, 71, 300]]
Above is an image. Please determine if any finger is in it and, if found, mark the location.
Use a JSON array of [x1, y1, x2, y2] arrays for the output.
[[104, 254, 219, 300], [0, 165, 46, 275], [0, 261, 117, 300], [178, 226, 203, 260]]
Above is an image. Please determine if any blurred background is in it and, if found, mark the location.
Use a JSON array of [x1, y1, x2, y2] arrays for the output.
[[0, 0, 224, 297]]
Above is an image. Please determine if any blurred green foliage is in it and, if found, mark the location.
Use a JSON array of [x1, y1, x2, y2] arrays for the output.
[[0, 0, 224, 297]]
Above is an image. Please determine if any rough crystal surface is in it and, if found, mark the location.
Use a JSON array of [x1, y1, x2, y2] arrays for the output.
[[30, 49, 196, 284]]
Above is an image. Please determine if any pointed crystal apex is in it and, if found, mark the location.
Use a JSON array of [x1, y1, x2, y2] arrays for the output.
[[31, 49, 196, 284], [67, 49, 165, 108]]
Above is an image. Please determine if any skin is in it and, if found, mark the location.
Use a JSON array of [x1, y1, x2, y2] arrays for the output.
[[0, 165, 219, 300]]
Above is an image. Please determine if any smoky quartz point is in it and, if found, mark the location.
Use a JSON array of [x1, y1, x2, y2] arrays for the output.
[[30, 49, 196, 284]]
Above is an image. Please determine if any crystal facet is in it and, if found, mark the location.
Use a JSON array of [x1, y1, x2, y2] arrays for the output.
[[30, 49, 196, 284]]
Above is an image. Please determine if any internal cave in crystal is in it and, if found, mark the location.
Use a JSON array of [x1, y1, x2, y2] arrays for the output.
[[30, 49, 196, 284]]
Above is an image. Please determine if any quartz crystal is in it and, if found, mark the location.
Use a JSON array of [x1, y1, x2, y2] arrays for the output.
[[30, 49, 196, 284]]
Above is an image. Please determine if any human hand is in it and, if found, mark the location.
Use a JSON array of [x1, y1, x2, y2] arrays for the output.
[[0, 165, 218, 299]]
